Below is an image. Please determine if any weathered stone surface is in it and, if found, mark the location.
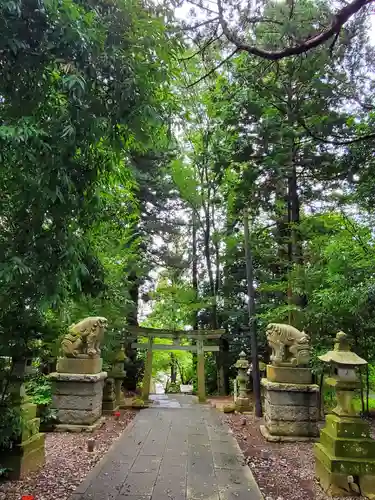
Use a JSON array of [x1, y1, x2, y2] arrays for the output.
[[320, 428, 375, 458], [262, 376, 319, 441], [266, 365, 312, 384], [325, 413, 370, 439], [261, 378, 319, 393], [266, 323, 311, 366], [102, 401, 119, 413], [315, 443, 375, 475], [21, 402, 38, 419], [51, 371, 106, 427], [52, 380, 104, 396], [315, 458, 356, 497], [264, 400, 319, 421], [265, 388, 319, 407], [260, 425, 317, 443], [60, 316, 107, 358], [57, 405, 102, 425], [360, 475, 375, 500], [0, 433, 45, 480], [50, 371, 107, 383], [57, 356, 103, 374], [54, 418, 105, 433], [53, 392, 102, 411], [21, 417, 41, 441], [265, 416, 318, 437]]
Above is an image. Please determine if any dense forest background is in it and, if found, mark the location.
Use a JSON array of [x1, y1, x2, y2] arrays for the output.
[[2, 0, 375, 436]]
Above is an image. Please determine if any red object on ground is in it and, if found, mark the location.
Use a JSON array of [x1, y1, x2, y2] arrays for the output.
[[114, 411, 120, 418], [22, 496, 35, 500]]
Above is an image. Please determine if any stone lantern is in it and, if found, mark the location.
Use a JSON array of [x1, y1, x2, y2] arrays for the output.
[[108, 347, 127, 409], [315, 331, 375, 498], [234, 351, 251, 412]]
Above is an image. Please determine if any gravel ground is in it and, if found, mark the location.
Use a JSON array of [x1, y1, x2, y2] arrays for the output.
[[225, 412, 373, 500], [0, 409, 136, 500]]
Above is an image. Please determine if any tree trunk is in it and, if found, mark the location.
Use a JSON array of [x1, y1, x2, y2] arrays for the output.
[[244, 209, 262, 417], [170, 353, 177, 384], [192, 210, 199, 330], [124, 270, 140, 391]]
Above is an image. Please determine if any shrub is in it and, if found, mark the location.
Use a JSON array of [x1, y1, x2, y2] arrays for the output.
[[26, 375, 52, 406]]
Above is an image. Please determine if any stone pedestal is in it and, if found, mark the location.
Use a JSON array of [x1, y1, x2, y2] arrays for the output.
[[2, 402, 46, 480], [50, 371, 107, 431], [0, 360, 45, 479], [56, 356, 103, 374], [260, 369, 319, 442], [315, 415, 375, 498], [102, 377, 118, 414]]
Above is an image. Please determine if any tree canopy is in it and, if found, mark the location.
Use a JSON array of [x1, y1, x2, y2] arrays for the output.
[[1, 0, 375, 413]]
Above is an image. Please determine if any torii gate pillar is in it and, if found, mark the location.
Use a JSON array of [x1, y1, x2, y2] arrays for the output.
[[196, 338, 206, 403], [141, 337, 153, 401]]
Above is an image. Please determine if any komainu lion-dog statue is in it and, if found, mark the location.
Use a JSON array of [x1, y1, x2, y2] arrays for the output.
[[266, 323, 311, 367], [60, 317, 108, 358]]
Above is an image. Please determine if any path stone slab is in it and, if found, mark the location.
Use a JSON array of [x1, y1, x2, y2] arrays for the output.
[[121, 472, 157, 496], [210, 440, 241, 455], [117, 496, 151, 500], [69, 394, 263, 500], [216, 468, 262, 500], [132, 455, 161, 473], [213, 452, 244, 470]]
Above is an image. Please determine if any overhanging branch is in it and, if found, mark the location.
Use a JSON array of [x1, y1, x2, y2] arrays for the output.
[[187, 49, 238, 87], [217, 0, 373, 60], [298, 118, 375, 145]]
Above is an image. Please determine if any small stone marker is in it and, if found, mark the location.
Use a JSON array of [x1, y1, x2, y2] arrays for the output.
[[87, 438, 95, 452]]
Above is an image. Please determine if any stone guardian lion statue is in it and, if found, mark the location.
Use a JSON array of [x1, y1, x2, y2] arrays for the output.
[[266, 323, 310, 367], [60, 316, 108, 358]]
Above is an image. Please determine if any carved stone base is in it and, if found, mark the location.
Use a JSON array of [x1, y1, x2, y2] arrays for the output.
[[260, 425, 318, 443], [261, 377, 319, 442], [56, 356, 103, 374], [315, 414, 375, 499], [53, 417, 106, 433], [0, 431, 45, 479], [235, 397, 252, 413], [50, 371, 107, 428]]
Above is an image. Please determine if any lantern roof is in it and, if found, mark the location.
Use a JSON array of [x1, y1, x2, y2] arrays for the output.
[[318, 331, 367, 366]]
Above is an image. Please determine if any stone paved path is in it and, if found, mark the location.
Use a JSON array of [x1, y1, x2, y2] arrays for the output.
[[71, 395, 263, 500]]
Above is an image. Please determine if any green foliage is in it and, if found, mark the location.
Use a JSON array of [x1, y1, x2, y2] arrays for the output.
[[26, 375, 52, 406], [165, 382, 180, 394]]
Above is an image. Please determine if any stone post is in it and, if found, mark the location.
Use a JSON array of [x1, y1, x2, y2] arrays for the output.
[[102, 377, 118, 414], [235, 352, 251, 412], [315, 331, 375, 498], [197, 337, 206, 403], [109, 348, 127, 409], [0, 359, 45, 479], [260, 323, 319, 442]]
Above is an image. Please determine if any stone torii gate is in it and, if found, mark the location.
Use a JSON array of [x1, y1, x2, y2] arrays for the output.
[[126, 326, 225, 403]]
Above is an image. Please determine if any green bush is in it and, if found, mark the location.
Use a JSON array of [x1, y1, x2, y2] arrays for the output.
[[166, 382, 180, 394], [26, 375, 52, 406]]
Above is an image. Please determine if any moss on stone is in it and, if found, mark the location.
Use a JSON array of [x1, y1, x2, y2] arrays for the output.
[[223, 403, 236, 413]]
